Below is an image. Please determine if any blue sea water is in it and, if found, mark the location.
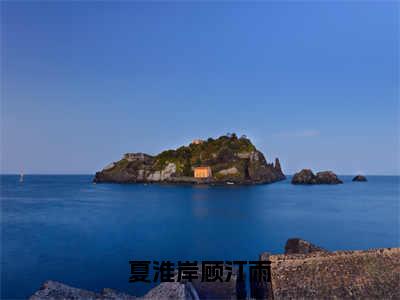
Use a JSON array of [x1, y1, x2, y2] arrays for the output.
[[1, 175, 399, 299]]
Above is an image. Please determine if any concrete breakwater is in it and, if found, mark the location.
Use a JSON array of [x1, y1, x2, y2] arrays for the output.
[[30, 238, 400, 299]]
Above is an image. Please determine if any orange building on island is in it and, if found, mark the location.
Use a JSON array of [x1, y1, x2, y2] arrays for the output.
[[194, 166, 212, 178], [192, 139, 204, 145]]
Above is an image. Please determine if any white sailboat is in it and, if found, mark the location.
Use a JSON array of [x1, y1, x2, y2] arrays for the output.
[[19, 172, 24, 183]]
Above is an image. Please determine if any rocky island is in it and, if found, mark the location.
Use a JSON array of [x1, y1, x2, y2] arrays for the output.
[[292, 169, 343, 184], [94, 134, 285, 185], [353, 174, 367, 182]]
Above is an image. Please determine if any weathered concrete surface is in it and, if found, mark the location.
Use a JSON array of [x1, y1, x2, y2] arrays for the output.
[[265, 247, 400, 300], [189, 266, 238, 299]]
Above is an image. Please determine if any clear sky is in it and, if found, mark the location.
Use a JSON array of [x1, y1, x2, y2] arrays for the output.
[[1, 1, 399, 175]]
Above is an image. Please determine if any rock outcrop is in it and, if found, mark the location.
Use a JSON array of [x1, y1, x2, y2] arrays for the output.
[[29, 280, 200, 300], [142, 282, 198, 299], [30, 266, 238, 300], [284, 238, 328, 254], [291, 169, 315, 184], [274, 158, 282, 173], [292, 169, 343, 184], [94, 134, 285, 185], [353, 175, 367, 182], [29, 280, 137, 300], [315, 171, 343, 184]]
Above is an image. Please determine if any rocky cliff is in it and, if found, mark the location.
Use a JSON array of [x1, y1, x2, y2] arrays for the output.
[[94, 134, 285, 184]]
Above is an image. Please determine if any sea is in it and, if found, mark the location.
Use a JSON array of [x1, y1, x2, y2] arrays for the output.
[[1, 175, 399, 299]]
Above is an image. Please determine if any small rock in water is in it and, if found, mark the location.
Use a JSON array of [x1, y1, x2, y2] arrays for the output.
[[352, 175, 367, 182]]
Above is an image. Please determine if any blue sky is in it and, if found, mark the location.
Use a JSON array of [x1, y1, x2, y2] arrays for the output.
[[1, 2, 399, 175]]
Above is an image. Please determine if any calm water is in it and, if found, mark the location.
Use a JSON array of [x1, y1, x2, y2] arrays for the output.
[[1, 175, 399, 299]]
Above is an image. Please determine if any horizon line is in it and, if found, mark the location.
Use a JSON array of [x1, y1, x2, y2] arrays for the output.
[[1, 173, 399, 176]]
